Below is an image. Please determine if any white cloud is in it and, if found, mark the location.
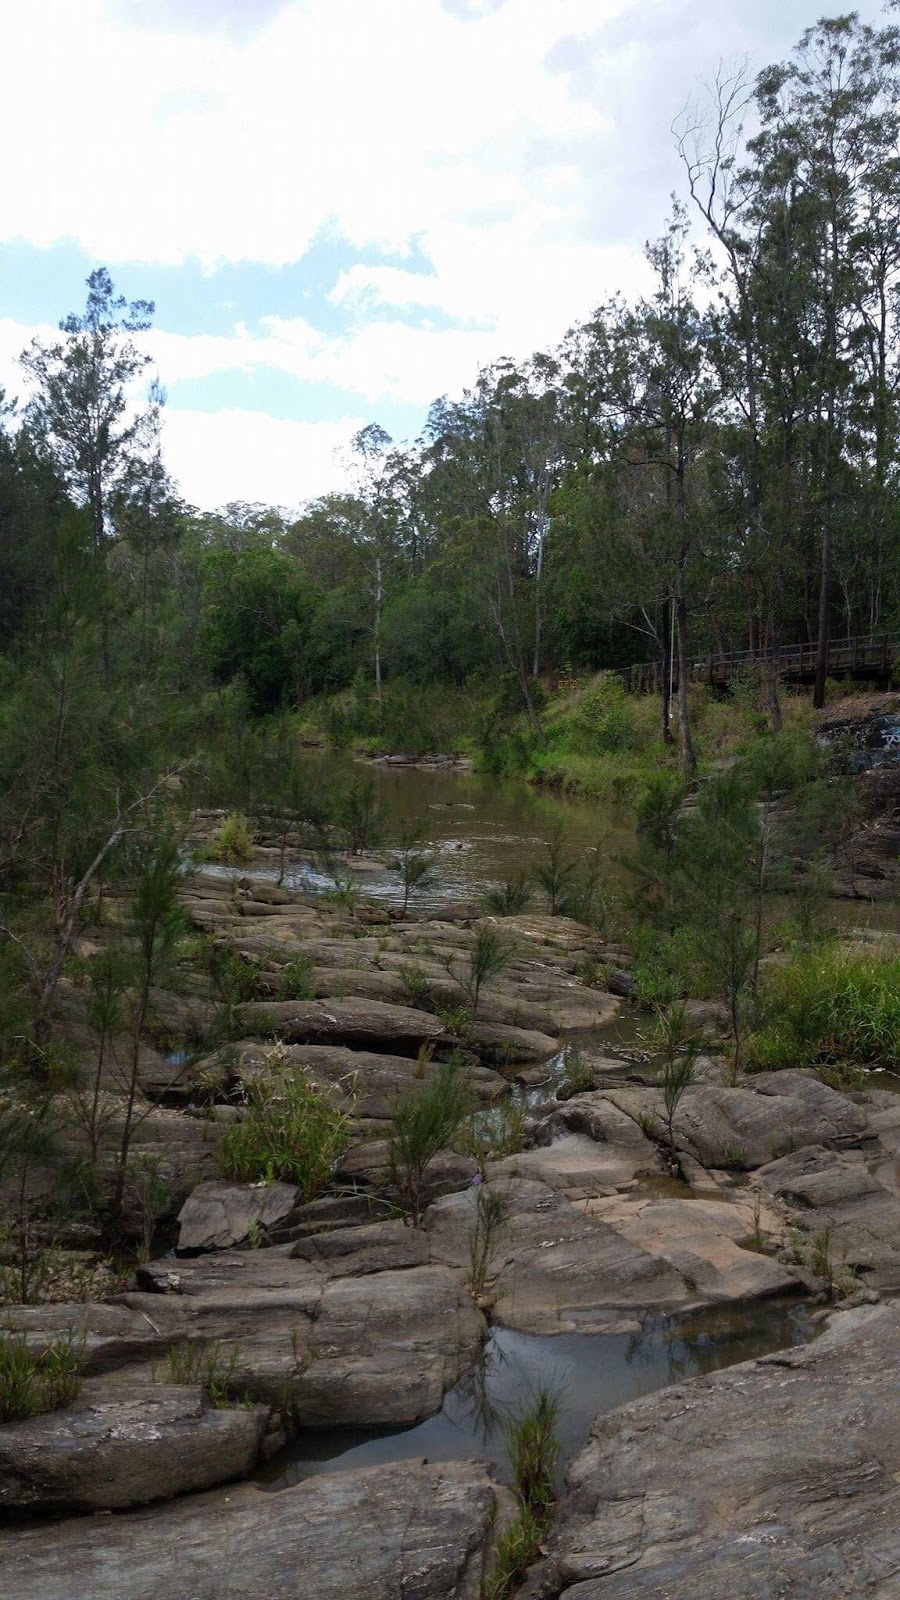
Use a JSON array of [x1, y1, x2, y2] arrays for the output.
[[161, 408, 362, 510]]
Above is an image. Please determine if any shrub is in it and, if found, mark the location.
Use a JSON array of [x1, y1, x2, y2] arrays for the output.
[[746, 946, 900, 1078], [387, 1052, 472, 1224], [210, 812, 255, 863], [217, 1058, 349, 1198], [484, 1385, 561, 1600], [0, 1329, 84, 1423], [467, 1183, 510, 1297], [273, 953, 315, 1001], [482, 876, 534, 916]]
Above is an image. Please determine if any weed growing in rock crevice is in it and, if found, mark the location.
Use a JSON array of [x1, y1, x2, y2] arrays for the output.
[[0, 1329, 84, 1423]]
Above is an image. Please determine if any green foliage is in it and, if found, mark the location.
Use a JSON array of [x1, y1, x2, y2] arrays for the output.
[[747, 946, 900, 1078], [163, 1339, 243, 1407], [467, 1183, 510, 1297], [654, 1004, 702, 1146], [273, 953, 315, 1001], [337, 776, 382, 855], [446, 927, 515, 1017], [481, 875, 534, 916], [387, 1052, 472, 1224], [217, 1059, 350, 1198], [0, 1329, 84, 1422], [200, 546, 321, 713], [209, 812, 255, 864], [459, 1098, 529, 1170], [484, 1386, 561, 1600]]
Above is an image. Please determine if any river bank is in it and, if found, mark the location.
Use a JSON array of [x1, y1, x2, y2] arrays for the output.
[[3, 830, 900, 1594]]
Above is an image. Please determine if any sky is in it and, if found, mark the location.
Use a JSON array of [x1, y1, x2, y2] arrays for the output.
[[0, 0, 887, 512]]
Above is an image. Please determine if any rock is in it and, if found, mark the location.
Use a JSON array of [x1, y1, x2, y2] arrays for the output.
[[527, 1095, 665, 1195], [0, 1459, 506, 1600], [2, 1302, 186, 1375], [238, 997, 447, 1056], [757, 1145, 900, 1290], [468, 1020, 559, 1063], [336, 1140, 479, 1196], [426, 1178, 694, 1334], [240, 1041, 508, 1120], [135, 1249, 486, 1427], [490, 1133, 656, 1200], [607, 1073, 870, 1171], [290, 1218, 430, 1275], [606, 968, 635, 998], [525, 1304, 900, 1600], [0, 1382, 268, 1517], [584, 1193, 800, 1304], [177, 1180, 300, 1252]]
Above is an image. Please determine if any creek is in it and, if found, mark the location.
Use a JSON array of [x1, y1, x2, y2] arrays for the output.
[[267, 1299, 816, 1491]]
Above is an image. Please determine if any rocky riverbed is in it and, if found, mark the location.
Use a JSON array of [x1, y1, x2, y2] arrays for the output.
[[3, 866, 900, 1597]]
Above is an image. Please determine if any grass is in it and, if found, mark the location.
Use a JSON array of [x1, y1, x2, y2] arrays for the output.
[[162, 1339, 243, 1407], [483, 1385, 561, 1600], [273, 952, 315, 1001], [746, 945, 900, 1079], [482, 876, 534, 916], [459, 1097, 529, 1170], [0, 1329, 84, 1422], [217, 1057, 350, 1198]]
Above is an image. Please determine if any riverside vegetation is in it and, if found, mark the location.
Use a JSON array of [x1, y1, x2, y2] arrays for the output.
[[3, 10, 900, 1598]]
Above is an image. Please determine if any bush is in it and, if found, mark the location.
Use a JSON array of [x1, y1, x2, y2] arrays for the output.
[[387, 1052, 472, 1224], [210, 812, 255, 864], [482, 875, 534, 916], [0, 1329, 84, 1422], [747, 945, 900, 1077], [217, 1057, 350, 1198]]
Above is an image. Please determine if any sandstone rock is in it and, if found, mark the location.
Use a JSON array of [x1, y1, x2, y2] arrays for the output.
[[426, 1178, 694, 1334], [523, 1304, 900, 1600], [584, 1193, 800, 1304], [0, 1459, 505, 1600], [134, 1250, 486, 1427], [290, 1218, 430, 1275], [0, 1382, 268, 1516], [239, 996, 447, 1055], [177, 1180, 300, 1252], [757, 1144, 900, 1290], [607, 1073, 869, 1171]]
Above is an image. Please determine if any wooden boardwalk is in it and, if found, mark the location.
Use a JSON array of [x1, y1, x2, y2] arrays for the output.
[[619, 634, 900, 694]]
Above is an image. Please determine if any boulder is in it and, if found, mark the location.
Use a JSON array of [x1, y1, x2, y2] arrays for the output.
[[756, 1144, 900, 1290], [522, 1304, 900, 1600], [238, 997, 447, 1056], [607, 1073, 870, 1171], [177, 1180, 300, 1252], [0, 1459, 506, 1600], [0, 1382, 268, 1517], [290, 1218, 430, 1275]]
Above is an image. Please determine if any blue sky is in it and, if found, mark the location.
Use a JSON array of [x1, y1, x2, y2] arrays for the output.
[[0, 0, 886, 510]]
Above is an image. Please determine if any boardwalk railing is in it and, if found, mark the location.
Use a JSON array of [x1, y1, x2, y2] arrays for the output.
[[617, 634, 900, 695]]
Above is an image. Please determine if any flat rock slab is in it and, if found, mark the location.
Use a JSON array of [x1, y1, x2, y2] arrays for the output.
[[177, 1180, 300, 1252], [584, 1193, 799, 1304], [491, 1133, 656, 1200], [136, 1251, 486, 1427], [239, 997, 447, 1056], [0, 1382, 268, 1516], [757, 1145, 900, 1290], [0, 1459, 504, 1600], [240, 1041, 508, 1117], [525, 1304, 900, 1600], [290, 1217, 430, 1274], [426, 1178, 694, 1334]]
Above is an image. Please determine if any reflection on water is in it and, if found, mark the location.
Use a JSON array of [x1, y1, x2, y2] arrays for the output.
[[265, 1299, 815, 1491]]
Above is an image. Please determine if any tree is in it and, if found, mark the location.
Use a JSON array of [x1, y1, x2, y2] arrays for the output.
[[21, 269, 155, 561]]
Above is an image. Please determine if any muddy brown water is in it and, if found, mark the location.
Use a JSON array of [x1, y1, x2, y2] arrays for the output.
[[218, 751, 900, 937]]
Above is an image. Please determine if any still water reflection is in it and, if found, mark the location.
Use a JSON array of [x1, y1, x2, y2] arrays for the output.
[[266, 1299, 815, 1491]]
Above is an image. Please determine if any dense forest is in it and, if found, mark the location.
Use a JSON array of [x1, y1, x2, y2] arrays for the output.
[[3, 16, 900, 781]]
